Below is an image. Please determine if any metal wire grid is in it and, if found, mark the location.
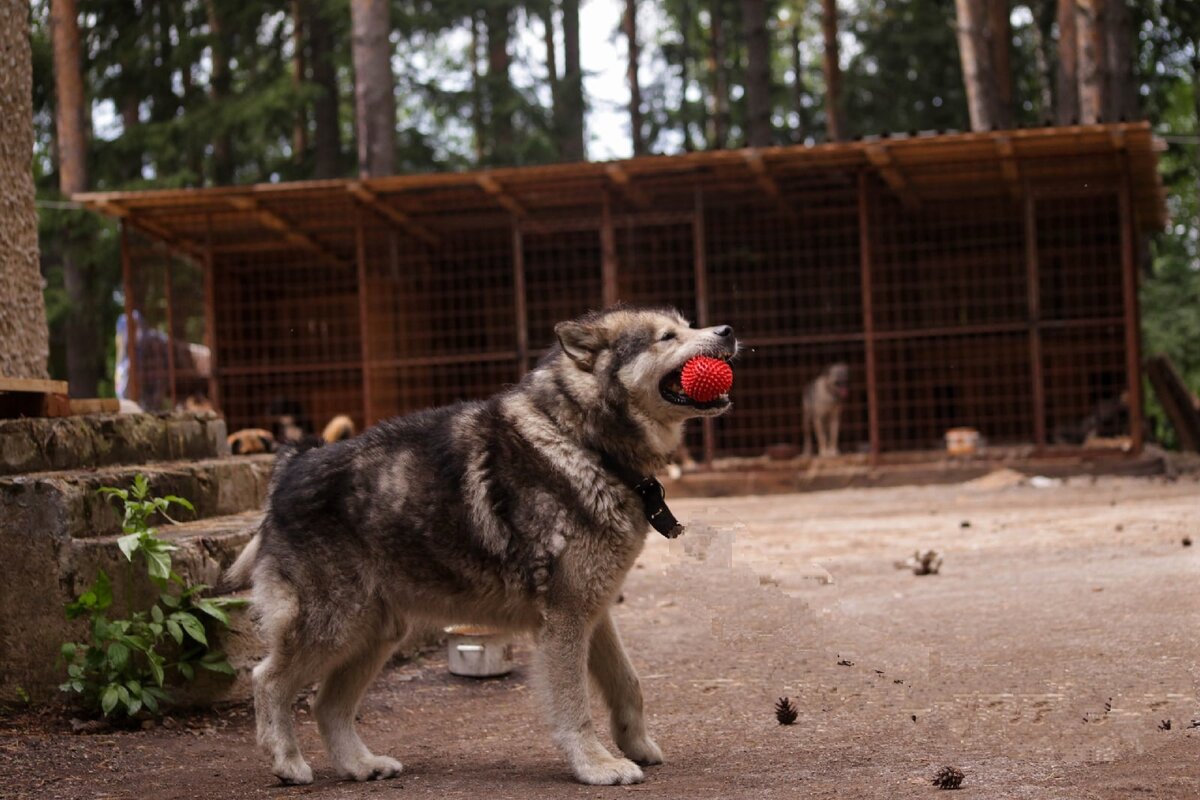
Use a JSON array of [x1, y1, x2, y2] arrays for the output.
[[122, 151, 1140, 461]]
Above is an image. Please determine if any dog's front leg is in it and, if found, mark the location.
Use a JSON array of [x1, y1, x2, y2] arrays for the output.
[[538, 609, 645, 785], [589, 611, 663, 766]]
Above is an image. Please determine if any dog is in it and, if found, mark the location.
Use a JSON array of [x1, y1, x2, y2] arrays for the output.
[[802, 363, 849, 457], [225, 306, 737, 786], [268, 398, 317, 446], [228, 428, 276, 455]]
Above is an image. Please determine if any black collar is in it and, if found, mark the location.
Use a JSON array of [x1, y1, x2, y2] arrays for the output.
[[598, 451, 685, 539]]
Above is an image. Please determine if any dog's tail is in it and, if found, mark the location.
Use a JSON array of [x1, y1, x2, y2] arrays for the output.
[[322, 414, 356, 443], [222, 533, 260, 592], [222, 442, 313, 592]]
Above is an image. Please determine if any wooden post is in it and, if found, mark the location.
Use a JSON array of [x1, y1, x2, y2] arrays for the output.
[[513, 219, 529, 377], [857, 170, 880, 461], [601, 190, 619, 306], [163, 256, 178, 409], [120, 222, 140, 405], [693, 185, 715, 466], [1023, 180, 1047, 449], [1118, 158, 1144, 453], [355, 205, 375, 426], [202, 213, 221, 411]]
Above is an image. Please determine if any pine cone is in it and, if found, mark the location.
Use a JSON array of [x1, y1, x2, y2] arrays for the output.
[[932, 766, 964, 790], [774, 696, 798, 725]]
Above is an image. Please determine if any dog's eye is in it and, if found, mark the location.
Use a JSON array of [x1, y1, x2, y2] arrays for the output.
[[660, 332, 676, 342]]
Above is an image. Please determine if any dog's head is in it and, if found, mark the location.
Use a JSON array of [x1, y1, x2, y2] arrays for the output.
[[228, 428, 276, 455], [553, 306, 738, 426], [827, 363, 850, 399]]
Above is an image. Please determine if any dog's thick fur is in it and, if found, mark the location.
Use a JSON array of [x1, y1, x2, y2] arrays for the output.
[[802, 363, 849, 457], [227, 307, 737, 786]]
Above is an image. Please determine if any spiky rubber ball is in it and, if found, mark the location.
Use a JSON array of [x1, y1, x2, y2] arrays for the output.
[[681, 356, 733, 402]]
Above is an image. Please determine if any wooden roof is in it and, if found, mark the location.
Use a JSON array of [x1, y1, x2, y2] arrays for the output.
[[76, 123, 1166, 260]]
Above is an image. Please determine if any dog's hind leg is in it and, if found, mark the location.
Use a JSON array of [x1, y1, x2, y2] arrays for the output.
[[253, 645, 320, 785], [314, 635, 403, 782], [538, 609, 644, 785], [588, 611, 663, 767]]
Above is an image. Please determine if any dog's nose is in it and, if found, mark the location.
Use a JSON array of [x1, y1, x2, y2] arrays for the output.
[[713, 325, 733, 338]]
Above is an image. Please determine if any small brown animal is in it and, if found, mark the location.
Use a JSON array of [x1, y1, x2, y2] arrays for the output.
[[228, 428, 276, 455], [183, 393, 216, 414], [802, 363, 849, 457], [321, 414, 357, 444]]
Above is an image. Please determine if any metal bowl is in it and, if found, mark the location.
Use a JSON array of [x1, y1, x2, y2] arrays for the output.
[[444, 625, 515, 678]]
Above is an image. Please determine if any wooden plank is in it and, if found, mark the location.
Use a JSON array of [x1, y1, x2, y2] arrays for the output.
[[69, 398, 121, 414], [0, 377, 69, 395], [1147, 356, 1200, 452]]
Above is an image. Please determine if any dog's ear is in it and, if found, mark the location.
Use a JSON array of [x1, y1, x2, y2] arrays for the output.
[[230, 437, 244, 455], [259, 434, 275, 453], [555, 320, 605, 371]]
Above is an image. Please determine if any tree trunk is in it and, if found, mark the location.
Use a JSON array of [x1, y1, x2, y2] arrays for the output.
[[0, 0, 50, 379], [742, 0, 771, 147], [351, 0, 396, 177], [206, 0, 235, 184], [707, 0, 730, 149], [485, 3, 515, 165], [1055, 0, 1079, 124], [1075, 0, 1107, 123], [791, 23, 805, 143], [51, 0, 99, 396], [1030, 0, 1056, 123], [680, 1, 696, 152], [955, 0, 1003, 130], [988, 0, 1014, 129], [560, 0, 585, 160], [1104, 0, 1137, 121], [541, 3, 560, 147], [310, 0, 341, 178], [624, 0, 645, 155], [291, 0, 308, 165], [820, 0, 844, 141], [471, 12, 485, 164]]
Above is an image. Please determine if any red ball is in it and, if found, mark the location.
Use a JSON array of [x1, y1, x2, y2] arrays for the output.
[[681, 356, 733, 402]]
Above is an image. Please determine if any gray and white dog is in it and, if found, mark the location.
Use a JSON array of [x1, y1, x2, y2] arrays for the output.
[[226, 306, 737, 787], [802, 363, 849, 457]]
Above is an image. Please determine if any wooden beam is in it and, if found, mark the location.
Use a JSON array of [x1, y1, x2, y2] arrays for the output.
[[601, 191, 619, 306], [995, 137, 1022, 201], [101, 199, 203, 262], [857, 169, 881, 461], [0, 377, 69, 394], [864, 144, 920, 211], [477, 174, 526, 217], [347, 182, 439, 247], [605, 164, 650, 207], [225, 196, 345, 269], [742, 149, 781, 198]]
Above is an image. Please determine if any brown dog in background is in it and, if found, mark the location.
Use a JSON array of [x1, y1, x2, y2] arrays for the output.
[[803, 363, 849, 457]]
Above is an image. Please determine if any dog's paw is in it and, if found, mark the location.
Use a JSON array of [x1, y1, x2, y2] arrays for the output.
[[619, 735, 664, 766], [573, 756, 645, 785], [338, 754, 404, 782], [273, 757, 314, 785]]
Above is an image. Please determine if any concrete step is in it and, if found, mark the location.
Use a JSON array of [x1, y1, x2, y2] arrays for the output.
[[0, 455, 274, 541], [67, 510, 263, 613], [0, 412, 229, 477]]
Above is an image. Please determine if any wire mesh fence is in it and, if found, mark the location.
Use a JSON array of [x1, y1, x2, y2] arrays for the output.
[[114, 127, 1154, 464]]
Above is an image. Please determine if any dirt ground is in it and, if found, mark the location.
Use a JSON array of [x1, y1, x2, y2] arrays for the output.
[[3, 472, 1198, 799]]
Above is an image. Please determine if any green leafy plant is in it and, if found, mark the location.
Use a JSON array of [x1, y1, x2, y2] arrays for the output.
[[60, 474, 244, 718]]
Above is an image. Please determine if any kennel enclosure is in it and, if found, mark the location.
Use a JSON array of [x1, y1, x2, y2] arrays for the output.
[[79, 123, 1166, 462]]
